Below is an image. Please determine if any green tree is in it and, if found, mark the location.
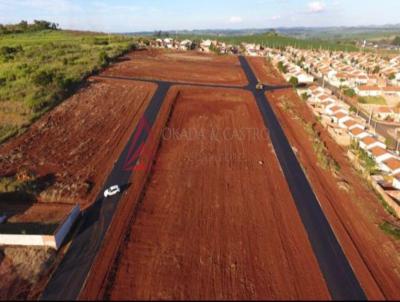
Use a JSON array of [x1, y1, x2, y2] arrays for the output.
[[277, 61, 288, 73], [301, 92, 309, 101], [343, 87, 356, 97], [289, 76, 299, 87], [392, 36, 400, 46]]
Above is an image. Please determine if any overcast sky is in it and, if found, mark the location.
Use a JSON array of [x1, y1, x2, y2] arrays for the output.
[[0, 0, 399, 32]]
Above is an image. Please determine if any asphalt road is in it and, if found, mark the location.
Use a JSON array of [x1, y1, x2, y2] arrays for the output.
[[239, 56, 366, 300], [40, 82, 171, 300], [41, 54, 367, 301]]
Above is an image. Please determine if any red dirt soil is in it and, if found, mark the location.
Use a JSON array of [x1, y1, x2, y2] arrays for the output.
[[86, 86, 331, 300], [102, 49, 248, 86], [266, 87, 400, 300], [0, 78, 156, 207], [247, 56, 287, 86]]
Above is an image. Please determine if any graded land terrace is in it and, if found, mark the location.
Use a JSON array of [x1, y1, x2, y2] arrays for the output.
[[0, 48, 400, 300]]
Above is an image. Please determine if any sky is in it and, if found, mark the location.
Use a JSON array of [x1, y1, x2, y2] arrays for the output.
[[0, 0, 399, 33]]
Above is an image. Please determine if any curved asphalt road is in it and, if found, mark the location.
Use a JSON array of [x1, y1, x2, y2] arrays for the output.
[[239, 56, 366, 300], [41, 54, 367, 301]]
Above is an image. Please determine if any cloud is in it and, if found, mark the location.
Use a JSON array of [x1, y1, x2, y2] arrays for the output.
[[229, 16, 243, 24], [308, 1, 325, 13], [270, 15, 281, 21]]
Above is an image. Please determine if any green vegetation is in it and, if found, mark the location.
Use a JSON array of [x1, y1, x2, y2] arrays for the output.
[[373, 65, 380, 74], [379, 221, 400, 239], [393, 36, 400, 46], [301, 92, 310, 101], [350, 140, 378, 174], [277, 61, 288, 73], [303, 122, 341, 172], [342, 87, 356, 98], [177, 32, 358, 51], [385, 136, 397, 150], [0, 28, 138, 144], [0, 20, 58, 35], [289, 76, 299, 87], [357, 96, 387, 105]]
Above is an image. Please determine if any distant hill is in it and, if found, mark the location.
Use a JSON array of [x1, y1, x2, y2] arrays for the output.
[[127, 24, 400, 42], [130, 30, 358, 52]]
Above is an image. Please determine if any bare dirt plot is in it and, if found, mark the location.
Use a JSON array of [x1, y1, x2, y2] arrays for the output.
[[246, 56, 287, 86], [266, 88, 400, 300], [0, 78, 156, 207], [102, 49, 248, 86], [96, 87, 330, 300]]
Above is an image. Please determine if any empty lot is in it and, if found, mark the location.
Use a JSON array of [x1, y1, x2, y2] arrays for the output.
[[102, 49, 248, 86], [100, 87, 330, 300]]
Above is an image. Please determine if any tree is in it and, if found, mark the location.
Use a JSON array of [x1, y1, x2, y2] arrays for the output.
[[277, 61, 288, 73], [343, 87, 356, 97], [389, 73, 396, 80], [373, 65, 380, 74], [301, 92, 309, 101], [392, 36, 400, 46], [289, 76, 299, 87]]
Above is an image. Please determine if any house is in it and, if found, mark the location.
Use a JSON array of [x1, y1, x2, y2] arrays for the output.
[[375, 106, 393, 120], [359, 136, 386, 151], [325, 104, 348, 116], [381, 157, 400, 175], [342, 119, 364, 131], [332, 112, 351, 125], [163, 38, 173, 49], [355, 85, 382, 97], [368, 146, 394, 164], [349, 127, 371, 140], [199, 40, 212, 52], [297, 73, 314, 84], [392, 173, 400, 190], [179, 39, 192, 51], [383, 86, 400, 97]]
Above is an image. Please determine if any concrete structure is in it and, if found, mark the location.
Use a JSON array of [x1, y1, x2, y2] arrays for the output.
[[0, 205, 80, 250]]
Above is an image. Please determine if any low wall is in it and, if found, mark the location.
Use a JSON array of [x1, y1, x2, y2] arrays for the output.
[[0, 204, 80, 249], [54, 205, 80, 249]]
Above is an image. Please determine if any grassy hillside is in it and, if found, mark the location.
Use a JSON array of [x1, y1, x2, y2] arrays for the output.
[[178, 32, 358, 51], [0, 30, 137, 144]]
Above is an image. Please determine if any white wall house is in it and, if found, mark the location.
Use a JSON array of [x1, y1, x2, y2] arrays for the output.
[[342, 119, 364, 131], [368, 146, 394, 164], [349, 128, 371, 140], [381, 157, 400, 175], [355, 86, 382, 97], [359, 136, 386, 151], [297, 73, 314, 84], [392, 174, 400, 190]]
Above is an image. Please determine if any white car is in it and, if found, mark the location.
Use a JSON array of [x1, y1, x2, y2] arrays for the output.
[[104, 185, 121, 198]]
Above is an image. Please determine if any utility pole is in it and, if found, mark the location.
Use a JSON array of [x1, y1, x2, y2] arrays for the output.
[[368, 108, 373, 126]]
